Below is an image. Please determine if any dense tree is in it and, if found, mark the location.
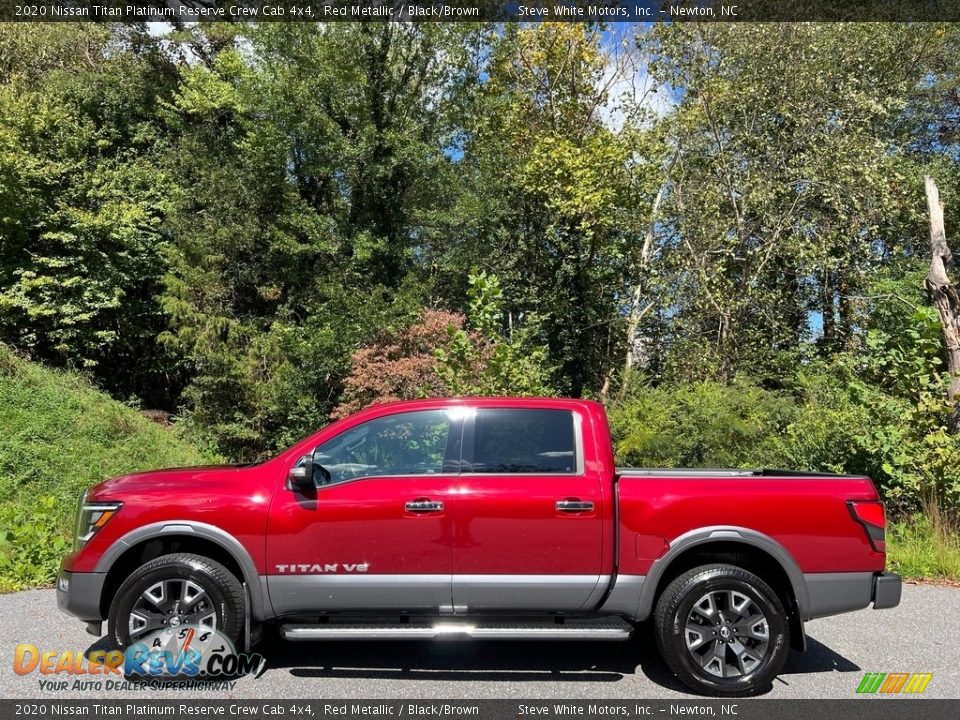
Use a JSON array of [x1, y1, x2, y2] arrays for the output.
[[431, 23, 660, 398], [2, 21, 960, 518], [0, 25, 184, 407], [642, 23, 931, 381], [160, 24, 467, 458]]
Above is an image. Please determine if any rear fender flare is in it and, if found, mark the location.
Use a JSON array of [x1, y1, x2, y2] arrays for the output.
[[635, 526, 810, 621]]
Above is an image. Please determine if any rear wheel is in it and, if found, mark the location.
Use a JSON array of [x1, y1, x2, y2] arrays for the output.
[[654, 564, 789, 696], [108, 553, 244, 649]]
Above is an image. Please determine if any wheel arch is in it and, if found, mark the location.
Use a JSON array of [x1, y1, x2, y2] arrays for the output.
[[95, 521, 270, 621], [637, 527, 808, 651]]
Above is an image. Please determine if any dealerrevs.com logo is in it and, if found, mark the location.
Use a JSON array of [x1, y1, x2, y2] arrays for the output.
[[15, 628, 265, 691], [856, 672, 934, 695]]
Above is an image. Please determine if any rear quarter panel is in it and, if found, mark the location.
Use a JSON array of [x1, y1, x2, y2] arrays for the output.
[[616, 475, 886, 575]]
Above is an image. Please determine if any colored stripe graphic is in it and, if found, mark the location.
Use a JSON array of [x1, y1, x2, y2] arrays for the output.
[[880, 673, 909, 693], [903, 673, 933, 694], [857, 673, 886, 693], [857, 672, 932, 694]]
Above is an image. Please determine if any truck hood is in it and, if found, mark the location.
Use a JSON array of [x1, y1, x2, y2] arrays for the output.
[[87, 464, 256, 500]]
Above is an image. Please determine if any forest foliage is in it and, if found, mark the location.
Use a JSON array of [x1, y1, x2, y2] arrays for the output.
[[2, 22, 960, 527]]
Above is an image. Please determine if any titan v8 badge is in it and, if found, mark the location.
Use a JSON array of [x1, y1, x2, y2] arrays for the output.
[[274, 563, 370, 573]]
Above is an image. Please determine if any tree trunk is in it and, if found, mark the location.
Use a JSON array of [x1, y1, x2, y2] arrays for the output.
[[924, 176, 960, 433], [621, 148, 681, 399], [821, 270, 836, 345], [622, 181, 666, 373]]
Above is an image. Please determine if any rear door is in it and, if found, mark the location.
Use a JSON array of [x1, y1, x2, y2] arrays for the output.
[[450, 407, 605, 612]]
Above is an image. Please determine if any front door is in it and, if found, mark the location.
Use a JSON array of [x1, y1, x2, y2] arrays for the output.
[[451, 407, 605, 612], [267, 408, 461, 615]]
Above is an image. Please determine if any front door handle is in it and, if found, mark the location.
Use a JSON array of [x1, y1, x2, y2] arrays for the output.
[[405, 499, 444, 513], [556, 499, 594, 513]]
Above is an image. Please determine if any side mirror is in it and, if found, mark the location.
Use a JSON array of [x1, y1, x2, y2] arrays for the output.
[[288, 454, 315, 489]]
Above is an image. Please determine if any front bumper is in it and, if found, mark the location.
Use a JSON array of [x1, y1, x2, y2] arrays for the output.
[[872, 570, 902, 610], [56, 569, 106, 629]]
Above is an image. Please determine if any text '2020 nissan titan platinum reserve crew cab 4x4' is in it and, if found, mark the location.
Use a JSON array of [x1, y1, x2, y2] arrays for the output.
[[57, 397, 901, 696]]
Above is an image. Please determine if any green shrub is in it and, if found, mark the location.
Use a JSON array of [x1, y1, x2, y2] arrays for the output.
[[0, 496, 72, 589], [773, 360, 960, 516], [0, 344, 217, 589], [609, 378, 795, 469], [887, 509, 960, 580], [435, 271, 556, 398]]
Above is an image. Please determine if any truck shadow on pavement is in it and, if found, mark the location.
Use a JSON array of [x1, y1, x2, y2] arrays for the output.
[[85, 626, 858, 696], [255, 627, 859, 694]]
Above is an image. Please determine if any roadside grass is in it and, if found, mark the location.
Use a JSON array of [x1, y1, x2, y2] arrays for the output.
[[0, 344, 218, 592], [887, 504, 960, 583]]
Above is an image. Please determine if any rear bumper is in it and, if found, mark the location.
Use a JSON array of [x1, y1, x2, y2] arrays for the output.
[[803, 570, 901, 619], [872, 571, 902, 610], [56, 569, 106, 625]]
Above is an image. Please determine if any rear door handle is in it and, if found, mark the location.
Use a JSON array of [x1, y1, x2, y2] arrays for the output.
[[405, 499, 444, 513], [556, 499, 594, 513]]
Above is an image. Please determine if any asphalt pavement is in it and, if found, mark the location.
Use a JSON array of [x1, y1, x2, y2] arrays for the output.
[[1, 584, 957, 700]]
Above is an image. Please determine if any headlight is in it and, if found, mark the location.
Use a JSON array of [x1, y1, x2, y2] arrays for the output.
[[74, 490, 121, 551]]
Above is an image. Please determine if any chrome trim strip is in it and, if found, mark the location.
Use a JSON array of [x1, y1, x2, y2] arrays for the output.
[[267, 574, 452, 583], [280, 617, 633, 641], [573, 410, 585, 476], [266, 573, 607, 582], [453, 574, 605, 584]]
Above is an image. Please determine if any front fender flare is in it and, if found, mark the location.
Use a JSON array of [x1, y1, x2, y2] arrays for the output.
[[94, 521, 271, 621]]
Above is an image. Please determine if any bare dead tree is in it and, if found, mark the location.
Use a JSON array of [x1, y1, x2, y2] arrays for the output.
[[924, 176, 960, 433]]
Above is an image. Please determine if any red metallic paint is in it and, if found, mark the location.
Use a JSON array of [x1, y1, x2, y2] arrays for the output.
[[64, 397, 886, 595], [615, 476, 886, 575]]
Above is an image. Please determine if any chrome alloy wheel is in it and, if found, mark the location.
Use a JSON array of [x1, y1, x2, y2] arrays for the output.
[[127, 579, 218, 640], [683, 589, 770, 678]]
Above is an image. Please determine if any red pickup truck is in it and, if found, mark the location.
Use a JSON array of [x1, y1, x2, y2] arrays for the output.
[[58, 397, 900, 696]]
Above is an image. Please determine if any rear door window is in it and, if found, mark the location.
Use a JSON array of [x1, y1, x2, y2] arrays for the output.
[[464, 408, 578, 474]]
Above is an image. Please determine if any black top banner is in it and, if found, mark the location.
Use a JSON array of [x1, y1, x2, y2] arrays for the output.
[[1, 700, 959, 720], [5, 0, 960, 23], [2, 700, 960, 720]]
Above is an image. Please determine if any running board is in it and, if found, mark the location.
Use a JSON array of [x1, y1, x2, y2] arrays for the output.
[[280, 617, 633, 641]]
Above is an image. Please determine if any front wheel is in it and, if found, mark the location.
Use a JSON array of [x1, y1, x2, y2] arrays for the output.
[[653, 564, 789, 697], [108, 553, 245, 649]]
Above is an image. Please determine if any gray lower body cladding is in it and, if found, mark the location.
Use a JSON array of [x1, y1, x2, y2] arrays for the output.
[[803, 571, 902, 619], [56, 570, 106, 622]]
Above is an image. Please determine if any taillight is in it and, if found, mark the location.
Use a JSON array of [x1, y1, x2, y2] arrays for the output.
[[848, 500, 886, 552]]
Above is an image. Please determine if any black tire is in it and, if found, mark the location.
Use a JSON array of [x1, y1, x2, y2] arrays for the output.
[[108, 553, 245, 650], [654, 564, 789, 697]]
